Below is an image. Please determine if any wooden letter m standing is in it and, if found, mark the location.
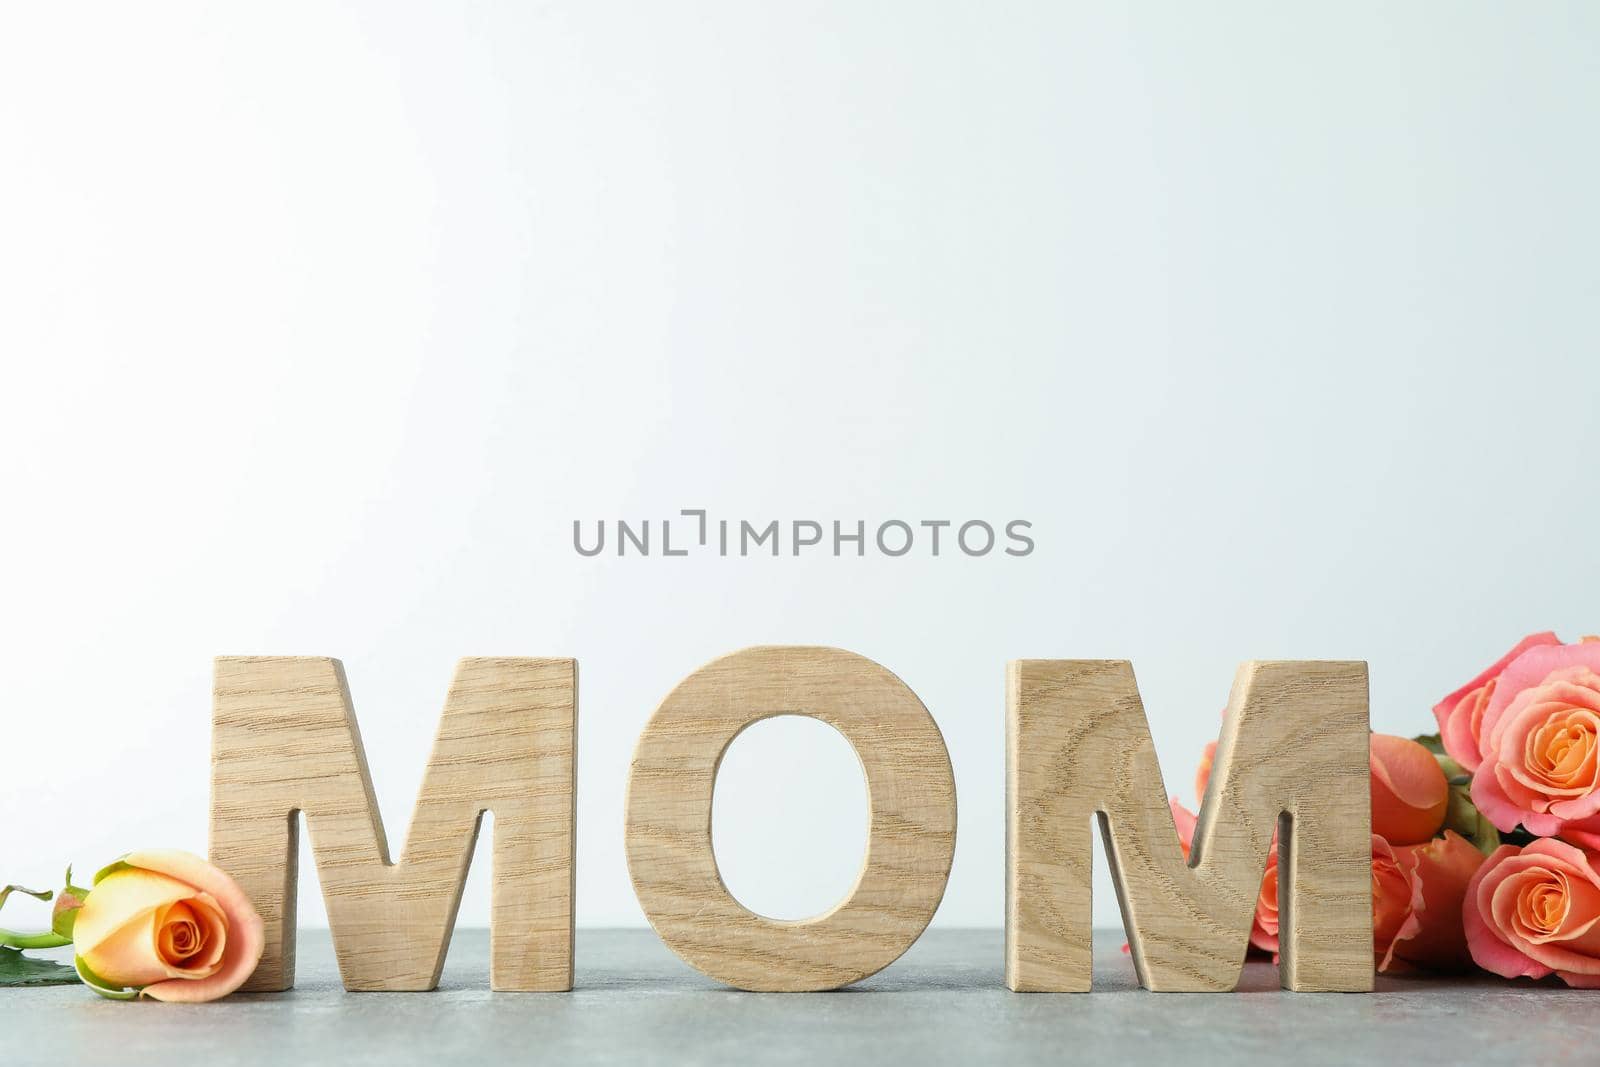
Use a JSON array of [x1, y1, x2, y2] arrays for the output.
[[209, 656, 576, 992], [1007, 659, 1372, 992]]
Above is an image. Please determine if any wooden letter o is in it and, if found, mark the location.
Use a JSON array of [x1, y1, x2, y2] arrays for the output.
[[624, 645, 957, 991]]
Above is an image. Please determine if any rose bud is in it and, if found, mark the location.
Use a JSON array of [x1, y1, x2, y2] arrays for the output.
[[1370, 734, 1449, 846], [1469, 642, 1600, 849], [50, 869, 89, 940], [1464, 838, 1600, 987], [72, 850, 264, 1002]]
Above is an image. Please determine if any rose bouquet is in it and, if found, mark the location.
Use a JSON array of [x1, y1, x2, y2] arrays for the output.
[[1434, 633, 1600, 985], [0, 850, 263, 1001], [1170, 631, 1600, 984]]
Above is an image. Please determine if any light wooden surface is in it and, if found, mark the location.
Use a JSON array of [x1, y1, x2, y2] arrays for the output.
[[209, 656, 577, 992], [1007, 659, 1372, 992], [625, 645, 957, 991]]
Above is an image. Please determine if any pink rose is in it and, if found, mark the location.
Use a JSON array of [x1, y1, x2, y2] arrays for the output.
[[1433, 632, 1561, 772], [1470, 642, 1600, 848], [1464, 839, 1600, 987]]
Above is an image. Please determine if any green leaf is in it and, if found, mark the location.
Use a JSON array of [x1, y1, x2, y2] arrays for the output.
[[1412, 732, 1445, 756], [0, 885, 52, 914], [1428, 750, 1503, 855], [1433, 753, 1471, 787], [1442, 781, 1500, 855], [0, 946, 79, 987]]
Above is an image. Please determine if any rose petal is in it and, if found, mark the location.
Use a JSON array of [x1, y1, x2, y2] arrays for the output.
[[79, 909, 170, 988], [73, 868, 196, 964], [1169, 797, 1198, 859], [1471, 762, 1535, 835], [151, 893, 229, 980], [1195, 740, 1217, 800], [1558, 819, 1600, 853], [1556, 969, 1600, 988]]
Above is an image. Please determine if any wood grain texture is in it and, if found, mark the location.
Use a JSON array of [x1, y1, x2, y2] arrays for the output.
[[625, 645, 956, 991], [209, 656, 576, 992], [1007, 659, 1372, 993]]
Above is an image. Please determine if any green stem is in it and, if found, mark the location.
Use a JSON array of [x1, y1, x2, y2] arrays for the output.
[[0, 928, 72, 950]]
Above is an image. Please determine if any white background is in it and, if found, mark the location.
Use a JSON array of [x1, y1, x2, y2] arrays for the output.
[[3, 2, 1598, 932]]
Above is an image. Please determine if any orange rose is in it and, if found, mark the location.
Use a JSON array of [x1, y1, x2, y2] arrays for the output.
[[1251, 845, 1281, 955], [1371, 837, 1417, 967], [1249, 835, 1417, 966], [1183, 729, 1479, 972], [1266, 833, 1476, 972], [1173, 795, 1481, 972], [1464, 838, 1600, 987], [1370, 734, 1449, 846], [70, 850, 263, 1002], [1385, 831, 1485, 971]]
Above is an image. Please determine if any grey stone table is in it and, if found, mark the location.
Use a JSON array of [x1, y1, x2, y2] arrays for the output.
[[6, 930, 1594, 1065]]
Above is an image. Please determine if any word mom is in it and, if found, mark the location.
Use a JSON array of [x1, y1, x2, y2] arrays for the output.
[[209, 647, 1373, 995]]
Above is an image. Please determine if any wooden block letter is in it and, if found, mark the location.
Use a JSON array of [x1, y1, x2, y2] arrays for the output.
[[625, 646, 956, 991], [209, 656, 576, 992], [1007, 660, 1372, 992]]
